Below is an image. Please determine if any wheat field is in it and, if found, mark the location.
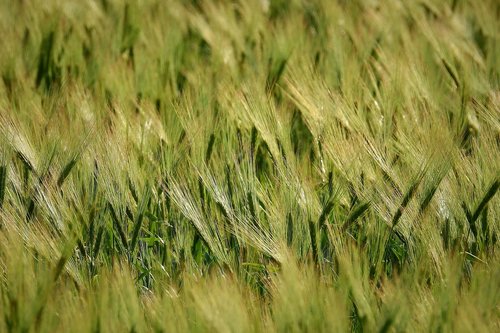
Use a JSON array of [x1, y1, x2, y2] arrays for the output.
[[0, 0, 499, 332]]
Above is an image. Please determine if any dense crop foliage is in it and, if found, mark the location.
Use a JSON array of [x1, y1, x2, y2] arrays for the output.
[[0, 0, 499, 332]]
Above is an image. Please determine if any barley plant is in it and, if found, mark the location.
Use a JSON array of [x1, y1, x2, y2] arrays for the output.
[[0, 0, 499, 332]]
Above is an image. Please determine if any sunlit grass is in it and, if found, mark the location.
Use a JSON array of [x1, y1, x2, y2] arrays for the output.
[[0, 0, 499, 332]]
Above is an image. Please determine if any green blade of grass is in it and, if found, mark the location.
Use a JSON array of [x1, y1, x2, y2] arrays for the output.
[[318, 199, 335, 229], [15, 149, 35, 174], [286, 212, 293, 247], [205, 133, 216, 163], [309, 220, 318, 265], [441, 58, 460, 88], [266, 56, 288, 94], [342, 201, 371, 231], [57, 157, 78, 187], [107, 202, 128, 251], [93, 225, 104, 259], [0, 165, 6, 209], [464, 179, 499, 239], [129, 185, 151, 254], [471, 179, 499, 223], [392, 171, 426, 228]]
